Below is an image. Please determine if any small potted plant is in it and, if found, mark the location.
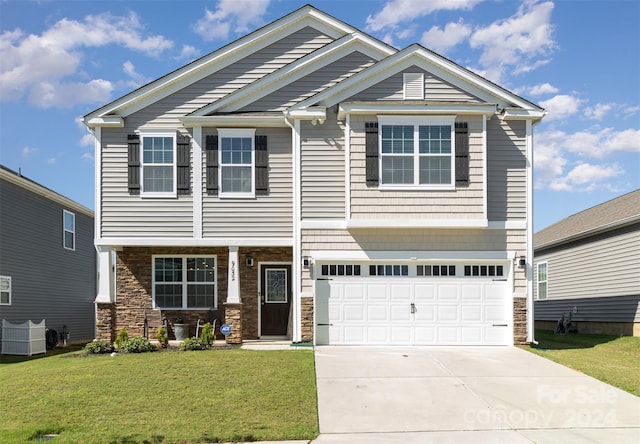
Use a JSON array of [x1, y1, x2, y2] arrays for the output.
[[173, 316, 189, 341]]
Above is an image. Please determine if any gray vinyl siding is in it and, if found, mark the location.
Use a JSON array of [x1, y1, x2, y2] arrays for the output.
[[533, 224, 640, 301], [240, 51, 375, 112], [348, 114, 485, 220], [348, 66, 482, 102], [300, 228, 526, 296], [300, 109, 345, 219], [535, 296, 640, 323], [487, 118, 526, 221], [100, 127, 194, 238], [0, 178, 96, 350], [126, 27, 334, 129], [202, 127, 293, 238]]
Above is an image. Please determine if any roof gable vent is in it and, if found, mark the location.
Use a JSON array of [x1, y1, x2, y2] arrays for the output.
[[403, 72, 424, 100]]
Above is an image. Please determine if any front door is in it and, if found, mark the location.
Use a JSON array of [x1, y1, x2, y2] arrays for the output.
[[260, 264, 291, 336]]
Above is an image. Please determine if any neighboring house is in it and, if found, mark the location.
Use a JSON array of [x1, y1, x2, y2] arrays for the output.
[[0, 165, 96, 351], [83, 5, 544, 346], [534, 190, 640, 336]]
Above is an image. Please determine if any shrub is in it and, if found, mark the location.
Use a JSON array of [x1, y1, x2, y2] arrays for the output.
[[115, 328, 129, 349], [200, 322, 214, 346], [179, 337, 207, 351], [122, 336, 157, 353], [85, 340, 114, 354], [156, 326, 169, 348]]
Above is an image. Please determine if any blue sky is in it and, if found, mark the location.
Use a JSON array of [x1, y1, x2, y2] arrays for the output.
[[1, 0, 638, 231]]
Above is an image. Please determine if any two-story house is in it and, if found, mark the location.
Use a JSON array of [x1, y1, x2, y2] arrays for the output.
[[83, 5, 544, 346]]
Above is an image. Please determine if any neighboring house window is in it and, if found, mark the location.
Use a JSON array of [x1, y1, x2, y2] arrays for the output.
[[0, 276, 10, 305], [218, 128, 256, 197], [141, 132, 176, 196], [537, 262, 548, 300], [63, 210, 75, 250], [378, 116, 455, 189], [153, 256, 217, 309]]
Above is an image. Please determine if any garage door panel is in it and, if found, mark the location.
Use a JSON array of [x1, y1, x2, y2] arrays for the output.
[[316, 276, 510, 346]]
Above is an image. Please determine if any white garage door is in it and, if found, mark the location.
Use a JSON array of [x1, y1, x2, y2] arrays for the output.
[[315, 278, 511, 345]]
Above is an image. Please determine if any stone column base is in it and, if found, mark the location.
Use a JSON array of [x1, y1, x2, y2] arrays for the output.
[[96, 302, 116, 343], [224, 303, 243, 344]]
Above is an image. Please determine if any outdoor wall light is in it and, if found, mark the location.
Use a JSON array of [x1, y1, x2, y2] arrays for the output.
[[518, 256, 526, 267], [302, 256, 311, 269], [245, 255, 254, 268]]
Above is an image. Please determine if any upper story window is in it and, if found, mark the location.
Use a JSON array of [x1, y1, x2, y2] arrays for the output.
[[218, 129, 256, 198], [141, 132, 176, 196], [537, 262, 548, 300], [63, 210, 75, 250], [0, 276, 11, 305], [378, 116, 455, 189]]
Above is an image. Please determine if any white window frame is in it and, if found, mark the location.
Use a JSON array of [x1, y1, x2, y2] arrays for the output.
[[0, 276, 11, 305], [218, 128, 256, 198], [537, 261, 548, 300], [63, 210, 75, 251], [378, 116, 455, 190], [140, 130, 177, 197], [152, 255, 218, 309]]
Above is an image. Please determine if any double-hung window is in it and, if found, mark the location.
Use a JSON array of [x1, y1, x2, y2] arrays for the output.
[[537, 262, 548, 300], [153, 256, 217, 309], [218, 128, 255, 197], [379, 116, 455, 189], [141, 131, 176, 196], [0, 276, 10, 305], [63, 210, 75, 250]]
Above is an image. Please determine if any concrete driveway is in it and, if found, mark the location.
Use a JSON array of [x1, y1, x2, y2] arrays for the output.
[[313, 346, 640, 443]]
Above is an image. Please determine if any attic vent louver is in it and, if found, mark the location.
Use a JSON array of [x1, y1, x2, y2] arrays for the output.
[[403, 73, 424, 100]]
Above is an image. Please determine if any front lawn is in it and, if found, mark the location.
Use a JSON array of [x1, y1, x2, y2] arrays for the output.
[[525, 330, 640, 396], [0, 347, 319, 443]]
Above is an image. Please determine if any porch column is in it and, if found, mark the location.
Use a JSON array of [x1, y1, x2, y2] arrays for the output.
[[96, 246, 114, 303], [225, 246, 243, 344]]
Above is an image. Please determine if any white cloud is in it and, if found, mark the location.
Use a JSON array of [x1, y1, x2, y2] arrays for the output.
[[528, 83, 559, 96], [177, 45, 200, 61], [550, 163, 623, 192], [468, 1, 555, 83], [80, 133, 95, 148], [539, 94, 583, 121], [366, 0, 482, 32], [421, 21, 472, 54], [122, 61, 152, 89], [0, 12, 172, 107], [193, 0, 271, 41], [22, 146, 38, 158], [81, 152, 94, 161], [584, 103, 613, 120]]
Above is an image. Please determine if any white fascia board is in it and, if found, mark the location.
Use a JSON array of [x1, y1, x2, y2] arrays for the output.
[[310, 250, 515, 261], [197, 35, 395, 115], [499, 107, 546, 122], [294, 45, 543, 113], [84, 116, 124, 128], [488, 220, 527, 230], [347, 219, 488, 229], [180, 115, 289, 128], [286, 107, 327, 120], [94, 237, 294, 247], [83, 8, 353, 122], [338, 103, 497, 119]]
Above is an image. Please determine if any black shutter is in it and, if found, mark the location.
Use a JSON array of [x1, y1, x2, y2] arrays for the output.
[[205, 135, 219, 195], [365, 122, 379, 187], [127, 134, 140, 195], [177, 135, 191, 195], [255, 135, 268, 196], [455, 122, 469, 187]]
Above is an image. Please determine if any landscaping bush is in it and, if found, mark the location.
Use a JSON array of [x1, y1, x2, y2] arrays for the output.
[[156, 326, 169, 348], [122, 336, 157, 353], [84, 340, 114, 354], [200, 322, 214, 346], [179, 337, 207, 351], [115, 328, 129, 349]]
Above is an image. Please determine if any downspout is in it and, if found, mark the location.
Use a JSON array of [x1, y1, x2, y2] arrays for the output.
[[284, 114, 302, 343]]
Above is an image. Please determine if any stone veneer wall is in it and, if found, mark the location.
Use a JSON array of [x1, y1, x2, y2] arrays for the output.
[[300, 297, 314, 342], [513, 298, 528, 344]]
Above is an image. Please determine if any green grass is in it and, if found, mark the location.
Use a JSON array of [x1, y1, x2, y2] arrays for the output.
[[0, 347, 319, 444], [525, 330, 640, 396]]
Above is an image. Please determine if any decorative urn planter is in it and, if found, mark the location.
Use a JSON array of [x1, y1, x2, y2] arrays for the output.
[[174, 318, 189, 341]]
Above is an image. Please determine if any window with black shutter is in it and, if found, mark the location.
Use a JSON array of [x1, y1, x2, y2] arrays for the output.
[[127, 134, 140, 195], [205, 135, 219, 195], [455, 122, 469, 187], [365, 122, 379, 187], [255, 135, 268, 195], [177, 135, 191, 195]]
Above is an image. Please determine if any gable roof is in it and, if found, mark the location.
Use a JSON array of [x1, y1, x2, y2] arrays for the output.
[[534, 189, 640, 250], [83, 5, 393, 127], [292, 43, 545, 120], [0, 165, 93, 217]]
